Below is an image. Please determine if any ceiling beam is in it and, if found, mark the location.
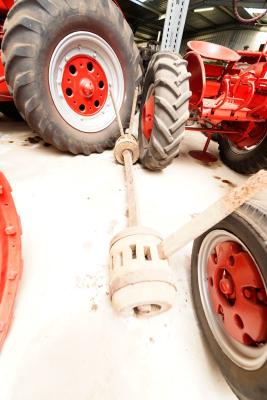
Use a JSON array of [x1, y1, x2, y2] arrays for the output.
[[128, 0, 162, 16], [185, 23, 199, 32], [189, 1, 267, 9], [126, 13, 161, 30], [184, 22, 267, 38], [218, 6, 236, 20], [189, 10, 217, 27]]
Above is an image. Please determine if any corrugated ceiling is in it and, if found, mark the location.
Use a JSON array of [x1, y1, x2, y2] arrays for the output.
[[118, 0, 267, 46]]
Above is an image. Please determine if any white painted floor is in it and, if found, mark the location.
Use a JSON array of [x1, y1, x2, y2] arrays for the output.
[[0, 115, 265, 400]]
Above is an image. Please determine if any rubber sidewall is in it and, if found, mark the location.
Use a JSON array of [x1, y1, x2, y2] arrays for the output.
[[218, 133, 267, 175]]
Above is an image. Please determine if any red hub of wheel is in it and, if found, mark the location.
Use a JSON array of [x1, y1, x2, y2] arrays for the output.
[[142, 95, 155, 141], [62, 55, 108, 116], [208, 241, 267, 346], [0, 171, 23, 350], [228, 122, 266, 148]]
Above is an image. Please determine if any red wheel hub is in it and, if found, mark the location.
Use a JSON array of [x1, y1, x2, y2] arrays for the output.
[[207, 241, 267, 346], [62, 55, 108, 116], [228, 122, 266, 148], [142, 95, 155, 141]]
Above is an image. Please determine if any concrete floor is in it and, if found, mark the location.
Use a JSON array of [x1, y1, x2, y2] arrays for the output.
[[0, 115, 266, 400]]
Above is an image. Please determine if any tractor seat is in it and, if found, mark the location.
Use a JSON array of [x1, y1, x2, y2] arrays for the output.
[[187, 41, 241, 63]]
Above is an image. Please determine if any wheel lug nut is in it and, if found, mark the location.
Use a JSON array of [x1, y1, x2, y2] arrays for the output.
[[218, 305, 224, 317], [243, 288, 252, 299], [219, 277, 234, 296], [80, 78, 94, 98]]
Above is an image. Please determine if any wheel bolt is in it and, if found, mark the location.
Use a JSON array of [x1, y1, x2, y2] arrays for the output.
[[219, 277, 234, 296], [243, 288, 252, 299], [80, 78, 95, 98], [218, 305, 224, 318]]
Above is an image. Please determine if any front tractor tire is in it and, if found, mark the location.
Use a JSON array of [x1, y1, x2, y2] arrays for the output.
[[139, 52, 191, 171], [2, 0, 141, 155]]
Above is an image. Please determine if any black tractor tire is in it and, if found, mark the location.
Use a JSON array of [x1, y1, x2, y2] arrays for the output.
[[2, 0, 141, 155], [218, 132, 267, 175], [0, 101, 22, 120], [139, 52, 191, 171], [191, 202, 267, 400]]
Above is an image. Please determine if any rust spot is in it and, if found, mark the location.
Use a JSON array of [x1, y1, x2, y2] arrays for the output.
[[222, 179, 237, 188], [91, 303, 98, 312]]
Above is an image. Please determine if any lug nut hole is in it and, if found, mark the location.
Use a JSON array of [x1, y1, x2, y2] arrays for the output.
[[69, 65, 77, 75], [87, 62, 94, 72], [234, 314, 244, 329], [66, 88, 73, 97], [79, 104, 86, 112], [99, 81, 104, 89], [94, 100, 100, 108]]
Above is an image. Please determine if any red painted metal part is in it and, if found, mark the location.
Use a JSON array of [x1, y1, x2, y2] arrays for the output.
[[224, 121, 267, 148], [207, 241, 267, 345], [189, 134, 218, 163], [184, 40, 267, 155], [0, 171, 23, 350], [0, 51, 12, 102], [142, 95, 155, 141], [0, 0, 13, 13], [62, 55, 108, 116], [184, 51, 205, 107], [187, 41, 241, 63]]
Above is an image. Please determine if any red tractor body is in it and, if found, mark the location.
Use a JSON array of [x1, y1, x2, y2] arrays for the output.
[[185, 41, 267, 149]]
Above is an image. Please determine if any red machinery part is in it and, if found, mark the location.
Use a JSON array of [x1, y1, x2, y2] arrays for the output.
[[207, 241, 267, 345], [141, 94, 155, 141], [187, 40, 241, 62], [225, 121, 267, 149], [62, 55, 108, 116], [184, 51, 206, 107], [0, 51, 12, 101], [0, 0, 13, 12], [0, 171, 23, 350]]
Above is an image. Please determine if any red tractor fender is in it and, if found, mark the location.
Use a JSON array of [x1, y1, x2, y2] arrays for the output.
[[0, 0, 13, 12]]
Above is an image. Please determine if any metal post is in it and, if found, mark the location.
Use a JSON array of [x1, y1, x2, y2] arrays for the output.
[[161, 0, 190, 53]]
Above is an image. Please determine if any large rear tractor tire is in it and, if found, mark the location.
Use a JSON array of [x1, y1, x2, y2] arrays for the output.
[[139, 52, 191, 171], [2, 0, 141, 155], [191, 202, 267, 400], [218, 122, 267, 174]]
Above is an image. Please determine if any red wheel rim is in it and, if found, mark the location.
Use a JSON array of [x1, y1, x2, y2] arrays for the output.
[[0, 172, 23, 350], [142, 95, 155, 141], [228, 122, 266, 149], [62, 55, 108, 116], [208, 241, 267, 346]]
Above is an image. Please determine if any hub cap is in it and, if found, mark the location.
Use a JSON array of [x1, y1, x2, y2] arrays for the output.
[[62, 55, 108, 116], [49, 31, 124, 133], [198, 230, 267, 370]]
